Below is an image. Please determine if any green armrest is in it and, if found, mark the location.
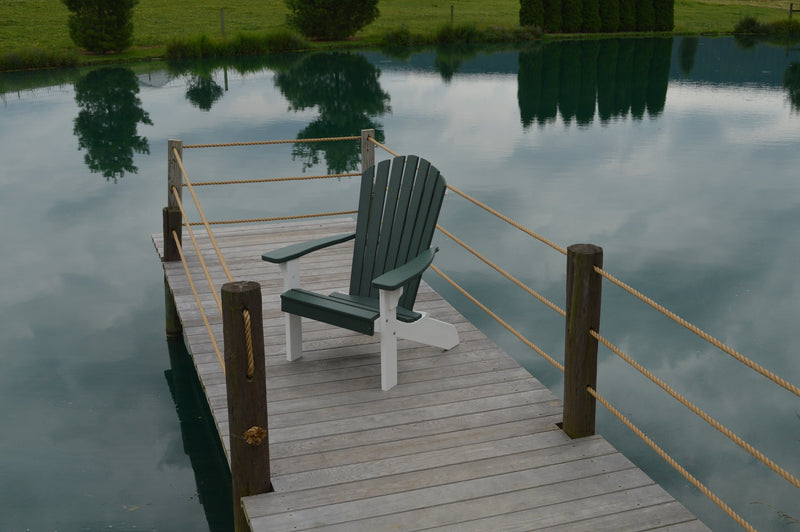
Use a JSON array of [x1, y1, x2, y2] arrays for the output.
[[262, 232, 355, 264], [372, 247, 438, 291]]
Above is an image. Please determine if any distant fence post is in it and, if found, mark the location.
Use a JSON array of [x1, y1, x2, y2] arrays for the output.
[[562, 244, 603, 439], [222, 281, 272, 532], [361, 128, 375, 172]]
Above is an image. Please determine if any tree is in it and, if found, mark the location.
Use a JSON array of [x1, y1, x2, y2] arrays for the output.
[[582, 0, 601, 32], [599, 0, 620, 32], [284, 0, 379, 40], [653, 0, 675, 31], [618, 0, 637, 31], [520, 0, 545, 28], [62, 0, 137, 53], [636, 0, 655, 31], [562, 0, 583, 33], [543, 0, 563, 32]]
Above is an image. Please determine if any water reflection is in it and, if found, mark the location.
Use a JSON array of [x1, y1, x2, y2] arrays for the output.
[[678, 37, 699, 75], [186, 75, 225, 111], [273, 53, 390, 173], [165, 339, 233, 531], [73, 67, 152, 182], [518, 38, 672, 128], [784, 63, 800, 112]]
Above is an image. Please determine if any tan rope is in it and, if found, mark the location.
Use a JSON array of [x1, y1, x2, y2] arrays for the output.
[[367, 137, 400, 157], [173, 147, 234, 283], [430, 264, 564, 372], [437, 224, 566, 318], [587, 386, 755, 532], [591, 329, 800, 491], [185, 210, 359, 226], [184, 172, 360, 187], [242, 308, 255, 379], [171, 187, 223, 313], [445, 184, 568, 256], [595, 266, 800, 400], [171, 230, 225, 374], [184, 136, 360, 149]]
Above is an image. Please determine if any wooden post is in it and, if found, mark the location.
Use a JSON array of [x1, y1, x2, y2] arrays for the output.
[[562, 244, 603, 439], [361, 128, 375, 172], [168, 139, 183, 209], [222, 281, 272, 532], [221, 7, 226, 37], [162, 206, 182, 262], [164, 273, 182, 338], [451, 4, 454, 24]]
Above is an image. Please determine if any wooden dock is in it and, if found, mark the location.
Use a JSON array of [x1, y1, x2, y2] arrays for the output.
[[153, 218, 709, 532]]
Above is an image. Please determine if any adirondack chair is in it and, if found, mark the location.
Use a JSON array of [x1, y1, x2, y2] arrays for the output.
[[262, 155, 459, 390]]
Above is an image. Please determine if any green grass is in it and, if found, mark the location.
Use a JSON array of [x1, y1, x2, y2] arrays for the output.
[[0, 0, 795, 70]]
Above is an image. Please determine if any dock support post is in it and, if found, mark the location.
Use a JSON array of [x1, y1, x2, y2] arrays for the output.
[[361, 128, 375, 172], [164, 274, 182, 338], [222, 281, 272, 532], [162, 206, 182, 262], [562, 244, 603, 439]]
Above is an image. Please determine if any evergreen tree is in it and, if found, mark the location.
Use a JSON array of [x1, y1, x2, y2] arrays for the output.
[[520, 0, 545, 28], [62, 0, 137, 53], [600, 0, 620, 32], [284, 0, 379, 40], [653, 0, 675, 31], [636, 0, 655, 31], [562, 0, 583, 33], [543, 0, 562, 32], [582, 0, 601, 32], [618, 0, 636, 31]]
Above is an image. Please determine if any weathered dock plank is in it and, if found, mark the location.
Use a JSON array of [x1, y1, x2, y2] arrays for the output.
[[153, 219, 709, 532]]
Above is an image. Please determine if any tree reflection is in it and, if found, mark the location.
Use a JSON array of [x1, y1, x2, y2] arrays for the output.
[[186, 75, 224, 111], [273, 53, 390, 173], [784, 63, 800, 112], [73, 67, 152, 182], [518, 38, 673, 129], [678, 37, 699, 75]]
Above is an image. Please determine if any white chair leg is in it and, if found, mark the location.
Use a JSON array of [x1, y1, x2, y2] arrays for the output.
[[378, 287, 403, 391], [280, 260, 303, 361], [396, 313, 459, 350]]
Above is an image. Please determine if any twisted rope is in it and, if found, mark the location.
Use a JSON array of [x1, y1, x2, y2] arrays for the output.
[[587, 386, 755, 532], [184, 136, 360, 149], [174, 147, 234, 283], [595, 266, 800, 400], [242, 309, 254, 379], [171, 186, 223, 313], [171, 230, 225, 374], [591, 329, 800, 491], [368, 137, 399, 157], [430, 264, 564, 372], [183, 172, 360, 187], [437, 224, 566, 318], [445, 184, 568, 255], [186, 210, 358, 226]]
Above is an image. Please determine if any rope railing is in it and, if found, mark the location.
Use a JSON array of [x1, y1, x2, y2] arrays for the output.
[[445, 184, 568, 256], [186, 210, 358, 226], [173, 147, 234, 284], [587, 385, 756, 532], [170, 230, 225, 374], [368, 136, 399, 157], [184, 136, 360, 149], [590, 328, 800, 491], [430, 264, 564, 372], [594, 266, 800, 400], [184, 172, 360, 187], [436, 224, 566, 318]]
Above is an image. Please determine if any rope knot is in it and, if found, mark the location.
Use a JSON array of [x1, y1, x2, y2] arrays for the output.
[[243, 426, 267, 446]]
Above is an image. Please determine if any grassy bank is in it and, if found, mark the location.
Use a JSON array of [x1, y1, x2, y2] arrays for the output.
[[0, 0, 794, 70]]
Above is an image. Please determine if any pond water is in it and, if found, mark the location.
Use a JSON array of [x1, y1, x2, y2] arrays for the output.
[[1, 36, 799, 531]]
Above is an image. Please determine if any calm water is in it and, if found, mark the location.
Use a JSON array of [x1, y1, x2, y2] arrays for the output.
[[1, 37, 799, 531]]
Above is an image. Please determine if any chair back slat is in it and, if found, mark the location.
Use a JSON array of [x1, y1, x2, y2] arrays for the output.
[[349, 155, 446, 309]]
